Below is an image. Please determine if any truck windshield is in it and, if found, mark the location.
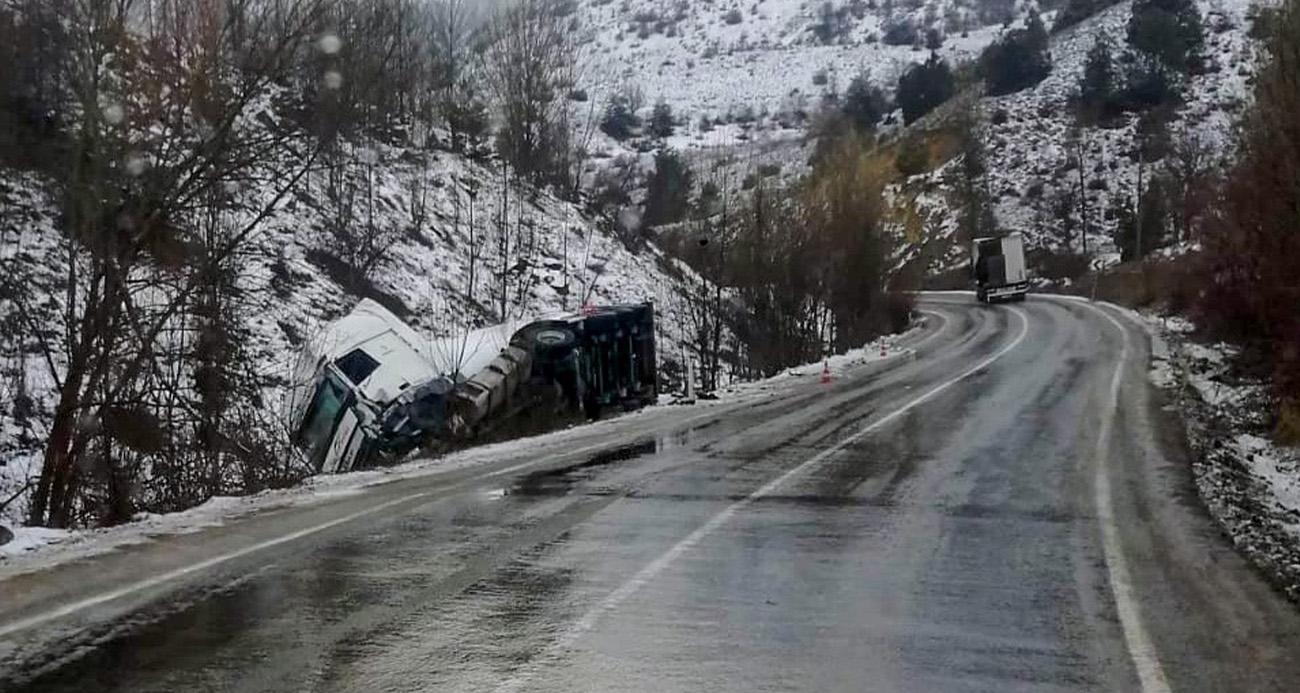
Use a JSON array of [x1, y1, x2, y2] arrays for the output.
[[297, 373, 350, 468]]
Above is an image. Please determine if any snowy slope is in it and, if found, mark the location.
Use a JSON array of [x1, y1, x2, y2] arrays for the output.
[[971, 0, 1264, 258], [0, 144, 706, 527], [574, 0, 1012, 150], [1143, 311, 1300, 601]]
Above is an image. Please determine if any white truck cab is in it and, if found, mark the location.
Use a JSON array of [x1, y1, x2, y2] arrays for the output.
[[286, 299, 659, 475], [286, 300, 451, 473]]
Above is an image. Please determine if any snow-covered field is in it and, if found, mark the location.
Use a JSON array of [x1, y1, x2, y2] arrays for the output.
[[1143, 311, 1300, 601]]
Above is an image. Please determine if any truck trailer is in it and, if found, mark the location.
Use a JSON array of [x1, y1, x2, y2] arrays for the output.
[[286, 300, 658, 474], [972, 233, 1029, 303]]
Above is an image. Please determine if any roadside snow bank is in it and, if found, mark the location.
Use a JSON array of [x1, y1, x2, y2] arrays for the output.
[[1, 315, 928, 578], [1141, 311, 1300, 601]]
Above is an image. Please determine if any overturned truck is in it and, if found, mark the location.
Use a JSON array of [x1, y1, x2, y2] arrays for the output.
[[286, 300, 657, 474]]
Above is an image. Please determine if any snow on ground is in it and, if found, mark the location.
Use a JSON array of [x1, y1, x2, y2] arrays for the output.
[[577, 0, 1008, 148], [1137, 307, 1300, 601], [775, 325, 920, 379], [0, 139, 708, 528], [975, 0, 1267, 258], [571, 0, 1015, 200], [0, 315, 924, 576]]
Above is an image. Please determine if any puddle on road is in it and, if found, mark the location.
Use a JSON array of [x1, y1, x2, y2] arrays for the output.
[[508, 440, 659, 497]]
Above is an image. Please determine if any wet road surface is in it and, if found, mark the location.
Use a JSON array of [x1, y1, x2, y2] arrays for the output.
[[3, 295, 1300, 692]]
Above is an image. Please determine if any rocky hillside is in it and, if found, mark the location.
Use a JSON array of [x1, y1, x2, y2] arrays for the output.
[[976, 0, 1261, 260], [571, 0, 1022, 195]]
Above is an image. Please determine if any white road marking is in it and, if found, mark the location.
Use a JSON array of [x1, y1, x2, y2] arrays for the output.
[[0, 381, 814, 641], [909, 309, 952, 352], [0, 491, 431, 639], [494, 306, 1031, 693], [0, 300, 1000, 651], [1081, 301, 1174, 693]]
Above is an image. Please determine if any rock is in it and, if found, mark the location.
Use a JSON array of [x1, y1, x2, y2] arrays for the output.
[[0, 524, 12, 546]]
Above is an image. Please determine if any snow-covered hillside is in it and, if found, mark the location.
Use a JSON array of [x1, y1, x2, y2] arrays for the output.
[[0, 145, 704, 527], [569, 0, 1037, 227], [574, 0, 1012, 151], [972, 0, 1263, 258]]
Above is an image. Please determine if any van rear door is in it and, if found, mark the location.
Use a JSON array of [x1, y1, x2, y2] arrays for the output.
[[1001, 235, 1027, 284]]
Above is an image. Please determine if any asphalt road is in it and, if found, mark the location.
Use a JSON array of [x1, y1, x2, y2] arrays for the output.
[[2, 294, 1299, 692]]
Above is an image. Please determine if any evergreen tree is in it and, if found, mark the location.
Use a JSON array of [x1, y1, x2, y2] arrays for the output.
[[897, 53, 955, 125], [1127, 0, 1205, 71], [444, 77, 490, 152], [648, 100, 675, 139], [1055, 0, 1122, 32], [1079, 34, 1117, 121], [981, 12, 1053, 95], [644, 147, 693, 227], [601, 93, 640, 140], [843, 73, 890, 132], [1113, 176, 1171, 261], [895, 135, 930, 177], [1197, 0, 1300, 437], [1118, 54, 1177, 110]]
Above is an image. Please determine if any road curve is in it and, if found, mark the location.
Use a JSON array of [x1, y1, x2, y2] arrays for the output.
[[2, 294, 1299, 692]]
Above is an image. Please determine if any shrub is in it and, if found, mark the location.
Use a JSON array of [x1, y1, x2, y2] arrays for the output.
[[1127, 0, 1205, 71], [981, 12, 1052, 95], [897, 53, 955, 124], [842, 72, 890, 132], [895, 135, 930, 177], [648, 100, 675, 139]]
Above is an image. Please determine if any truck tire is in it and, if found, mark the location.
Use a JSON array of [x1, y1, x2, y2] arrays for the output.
[[531, 326, 576, 351]]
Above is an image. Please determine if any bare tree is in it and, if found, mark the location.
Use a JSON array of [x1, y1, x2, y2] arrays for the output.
[[319, 146, 404, 290], [1165, 130, 1218, 245], [1066, 125, 1092, 255], [429, 0, 482, 151], [24, 0, 327, 528], [480, 0, 577, 188]]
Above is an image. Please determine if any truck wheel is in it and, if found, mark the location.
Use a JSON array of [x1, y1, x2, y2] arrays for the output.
[[531, 326, 576, 353]]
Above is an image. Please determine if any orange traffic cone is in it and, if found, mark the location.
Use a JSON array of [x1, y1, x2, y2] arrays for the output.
[[821, 361, 832, 384], [880, 340, 888, 358]]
